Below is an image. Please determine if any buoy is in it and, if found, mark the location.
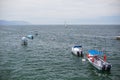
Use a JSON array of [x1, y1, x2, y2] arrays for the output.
[[82, 58, 86, 61], [35, 33, 38, 36]]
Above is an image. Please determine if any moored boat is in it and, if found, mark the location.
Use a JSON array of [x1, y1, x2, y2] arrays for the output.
[[27, 35, 34, 39], [21, 37, 28, 45], [116, 36, 120, 40], [71, 46, 83, 57], [86, 50, 111, 71]]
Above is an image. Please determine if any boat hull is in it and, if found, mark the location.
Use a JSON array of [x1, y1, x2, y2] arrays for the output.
[[87, 57, 102, 70]]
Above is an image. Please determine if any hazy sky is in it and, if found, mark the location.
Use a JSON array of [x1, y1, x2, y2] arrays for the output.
[[0, 0, 120, 24]]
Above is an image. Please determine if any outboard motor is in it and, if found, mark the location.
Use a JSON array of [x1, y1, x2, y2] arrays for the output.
[[21, 37, 28, 45], [81, 51, 83, 57], [106, 65, 111, 71], [102, 65, 105, 71], [31, 36, 33, 39], [77, 51, 80, 56], [102, 64, 111, 71]]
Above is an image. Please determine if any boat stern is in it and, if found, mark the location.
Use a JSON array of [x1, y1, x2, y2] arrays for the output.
[[72, 47, 83, 57], [102, 63, 112, 71]]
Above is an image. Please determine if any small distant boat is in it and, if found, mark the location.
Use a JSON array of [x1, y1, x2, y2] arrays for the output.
[[35, 33, 38, 36], [86, 50, 112, 71], [116, 36, 120, 40], [21, 37, 28, 45], [27, 35, 34, 39], [71, 46, 83, 57]]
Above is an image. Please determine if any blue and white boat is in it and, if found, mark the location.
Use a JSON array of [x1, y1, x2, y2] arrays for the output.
[[71, 46, 83, 57], [27, 35, 34, 39], [86, 50, 112, 71]]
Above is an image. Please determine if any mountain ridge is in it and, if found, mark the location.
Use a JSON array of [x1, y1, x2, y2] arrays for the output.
[[0, 20, 30, 25]]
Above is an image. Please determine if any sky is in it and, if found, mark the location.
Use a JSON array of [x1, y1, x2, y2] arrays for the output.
[[0, 0, 120, 24]]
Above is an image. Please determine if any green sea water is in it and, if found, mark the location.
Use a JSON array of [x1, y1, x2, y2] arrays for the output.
[[0, 25, 120, 80]]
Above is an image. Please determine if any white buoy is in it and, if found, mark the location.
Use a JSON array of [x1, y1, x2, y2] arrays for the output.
[[82, 58, 86, 61], [21, 37, 28, 45]]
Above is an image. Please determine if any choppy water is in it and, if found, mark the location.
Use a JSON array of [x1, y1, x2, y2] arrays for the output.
[[0, 25, 120, 80]]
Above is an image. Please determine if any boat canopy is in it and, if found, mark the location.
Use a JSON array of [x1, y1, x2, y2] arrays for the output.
[[88, 50, 103, 56], [74, 46, 82, 48], [27, 35, 33, 37]]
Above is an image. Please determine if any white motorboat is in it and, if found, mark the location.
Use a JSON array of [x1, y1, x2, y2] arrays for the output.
[[71, 46, 83, 57], [21, 37, 28, 45]]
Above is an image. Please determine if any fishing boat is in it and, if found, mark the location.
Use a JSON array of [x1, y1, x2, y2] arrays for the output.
[[71, 46, 83, 57], [86, 50, 111, 71]]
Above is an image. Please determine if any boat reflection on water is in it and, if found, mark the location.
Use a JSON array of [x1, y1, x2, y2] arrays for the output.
[[88, 63, 111, 80]]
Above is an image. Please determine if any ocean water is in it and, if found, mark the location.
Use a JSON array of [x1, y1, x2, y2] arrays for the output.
[[0, 25, 120, 80]]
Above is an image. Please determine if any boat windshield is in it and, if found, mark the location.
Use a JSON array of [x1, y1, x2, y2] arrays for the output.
[[88, 50, 103, 56], [74, 46, 82, 48]]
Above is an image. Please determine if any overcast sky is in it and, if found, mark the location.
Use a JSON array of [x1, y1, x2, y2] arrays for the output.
[[0, 0, 120, 24]]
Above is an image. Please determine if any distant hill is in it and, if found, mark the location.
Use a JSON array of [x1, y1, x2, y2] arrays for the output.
[[0, 20, 30, 25]]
